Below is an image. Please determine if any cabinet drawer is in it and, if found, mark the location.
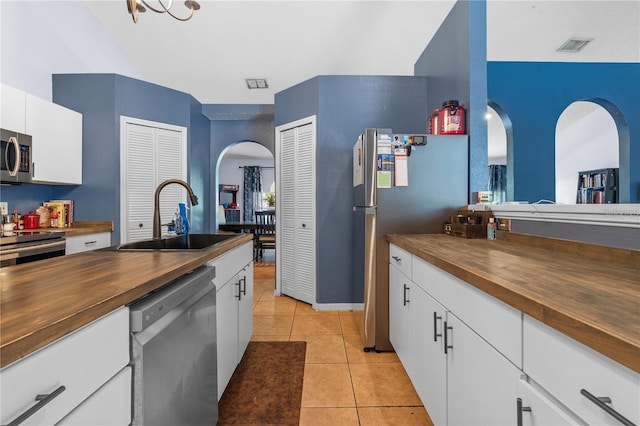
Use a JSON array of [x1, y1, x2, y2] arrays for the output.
[[208, 241, 252, 289], [65, 232, 111, 255], [523, 315, 639, 426], [57, 366, 132, 426], [0, 308, 129, 426], [389, 244, 412, 279], [413, 257, 522, 367]]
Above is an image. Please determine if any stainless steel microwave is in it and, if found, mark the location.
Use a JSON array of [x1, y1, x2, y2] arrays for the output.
[[1, 128, 32, 184]]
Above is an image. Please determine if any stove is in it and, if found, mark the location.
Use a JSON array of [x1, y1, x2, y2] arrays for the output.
[[0, 230, 66, 266]]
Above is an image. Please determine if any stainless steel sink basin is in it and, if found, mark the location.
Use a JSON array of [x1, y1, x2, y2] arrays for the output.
[[116, 234, 237, 251]]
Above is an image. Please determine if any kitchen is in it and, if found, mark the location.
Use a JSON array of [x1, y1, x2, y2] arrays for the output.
[[1, 1, 639, 425]]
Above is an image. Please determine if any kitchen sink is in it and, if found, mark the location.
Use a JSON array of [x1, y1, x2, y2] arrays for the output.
[[115, 233, 237, 251]]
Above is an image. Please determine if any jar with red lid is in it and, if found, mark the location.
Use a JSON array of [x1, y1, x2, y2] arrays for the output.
[[428, 109, 439, 135], [439, 100, 465, 134]]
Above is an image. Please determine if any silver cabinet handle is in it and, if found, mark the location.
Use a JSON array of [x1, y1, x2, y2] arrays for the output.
[[6, 385, 66, 426], [516, 397, 532, 426], [84, 240, 97, 245], [580, 389, 636, 426], [433, 312, 442, 342], [235, 279, 242, 301], [403, 284, 409, 306], [240, 275, 247, 296], [392, 255, 401, 262], [444, 321, 453, 354]]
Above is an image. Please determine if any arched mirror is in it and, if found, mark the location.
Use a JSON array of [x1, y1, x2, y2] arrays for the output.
[[555, 101, 619, 204], [487, 101, 513, 203]]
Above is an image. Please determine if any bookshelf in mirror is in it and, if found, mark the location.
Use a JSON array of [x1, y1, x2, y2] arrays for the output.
[[576, 168, 618, 204]]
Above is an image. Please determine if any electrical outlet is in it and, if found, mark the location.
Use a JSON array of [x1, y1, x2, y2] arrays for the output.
[[0, 202, 8, 216]]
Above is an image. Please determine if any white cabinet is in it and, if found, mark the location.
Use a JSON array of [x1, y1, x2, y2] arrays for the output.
[[523, 314, 639, 426], [57, 366, 132, 426], [25, 93, 82, 184], [0, 307, 130, 426], [389, 243, 524, 426], [277, 117, 316, 304], [209, 241, 253, 399], [446, 312, 521, 426], [120, 117, 187, 243], [1, 83, 26, 132], [65, 232, 111, 255], [0, 85, 82, 184], [516, 377, 579, 426]]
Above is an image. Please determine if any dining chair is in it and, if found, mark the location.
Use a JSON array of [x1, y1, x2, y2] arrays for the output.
[[254, 210, 275, 260]]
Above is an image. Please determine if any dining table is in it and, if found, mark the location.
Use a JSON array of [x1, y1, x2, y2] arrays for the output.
[[218, 221, 258, 233]]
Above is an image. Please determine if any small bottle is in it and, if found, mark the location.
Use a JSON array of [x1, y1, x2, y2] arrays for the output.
[[487, 217, 497, 240], [178, 203, 190, 235]]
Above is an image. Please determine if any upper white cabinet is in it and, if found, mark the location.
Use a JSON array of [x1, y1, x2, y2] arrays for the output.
[[26, 93, 82, 184], [1, 84, 26, 133], [0, 84, 82, 184]]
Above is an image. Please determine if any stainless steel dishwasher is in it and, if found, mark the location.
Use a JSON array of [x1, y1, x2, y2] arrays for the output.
[[129, 265, 217, 426]]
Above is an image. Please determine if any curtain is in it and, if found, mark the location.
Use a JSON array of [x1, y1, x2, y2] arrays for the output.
[[243, 166, 263, 221], [489, 164, 507, 204]]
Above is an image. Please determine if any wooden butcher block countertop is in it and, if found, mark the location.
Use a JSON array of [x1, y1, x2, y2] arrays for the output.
[[386, 233, 640, 374], [0, 233, 252, 368]]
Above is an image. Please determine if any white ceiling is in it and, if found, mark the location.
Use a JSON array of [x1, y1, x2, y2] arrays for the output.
[[82, 0, 639, 106]]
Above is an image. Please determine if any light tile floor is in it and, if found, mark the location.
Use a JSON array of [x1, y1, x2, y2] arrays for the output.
[[251, 269, 434, 426]]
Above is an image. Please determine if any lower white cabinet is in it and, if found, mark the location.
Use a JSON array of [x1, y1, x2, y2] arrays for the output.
[[0, 307, 130, 426], [446, 312, 521, 426], [57, 366, 132, 426], [209, 241, 253, 400], [516, 377, 579, 426], [65, 232, 111, 255], [523, 314, 640, 426]]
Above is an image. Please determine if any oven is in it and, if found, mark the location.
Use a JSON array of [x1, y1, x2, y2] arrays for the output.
[[0, 231, 66, 267], [1, 128, 33, 184]]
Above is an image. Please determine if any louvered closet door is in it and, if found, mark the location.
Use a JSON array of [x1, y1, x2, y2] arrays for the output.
[[278, 121, 315, 305], [280, 128, 298, 297], [155, 128, 186, 233], [123, 121, 186, 243], [293, 124, 315, 304], [124, 123, 156, 242]]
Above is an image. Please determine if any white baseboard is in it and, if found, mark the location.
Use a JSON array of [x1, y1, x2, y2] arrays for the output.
[[312, 303, 364, 312]]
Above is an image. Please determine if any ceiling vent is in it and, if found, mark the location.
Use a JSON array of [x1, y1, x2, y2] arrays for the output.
[[245, 79, 269, 89], [557, 38, 593, 53]]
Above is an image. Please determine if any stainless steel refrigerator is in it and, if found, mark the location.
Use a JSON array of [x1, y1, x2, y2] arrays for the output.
[[353, 128, 468, 352]]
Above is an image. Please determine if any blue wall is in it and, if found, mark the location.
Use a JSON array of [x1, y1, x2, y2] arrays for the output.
[[487, 62, 640, 203], [275, 75, 428, 304], [414, 0, 487, 202], [50, 74, 206, 243]]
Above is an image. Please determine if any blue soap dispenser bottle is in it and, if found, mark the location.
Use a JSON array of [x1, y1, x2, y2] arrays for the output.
[[176, 202, 190, 235]]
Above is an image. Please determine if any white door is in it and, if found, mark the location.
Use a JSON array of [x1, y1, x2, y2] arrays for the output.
[[276, 117, 316, 304], [121, 117, 186, 243]]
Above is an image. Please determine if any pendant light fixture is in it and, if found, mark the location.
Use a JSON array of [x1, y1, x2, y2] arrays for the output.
[[127, 0, 200, 23]]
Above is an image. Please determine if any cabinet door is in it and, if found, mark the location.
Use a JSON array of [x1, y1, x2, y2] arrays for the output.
[[411, 286, 447, 426], [389, 264, 411, 367], [517, 378, 580, 426], [1, 84, 26, 133], [446, 313, 520, 426], [216, 275, 240, 400], [26, 94, 82, 184], [237, 262, 254, 361]]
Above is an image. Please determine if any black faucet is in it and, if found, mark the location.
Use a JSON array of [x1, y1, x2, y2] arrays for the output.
[[153, 179, 199, 239]]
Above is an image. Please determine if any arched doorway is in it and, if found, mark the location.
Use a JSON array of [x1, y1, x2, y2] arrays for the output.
[[217, 140, 275, 224]]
